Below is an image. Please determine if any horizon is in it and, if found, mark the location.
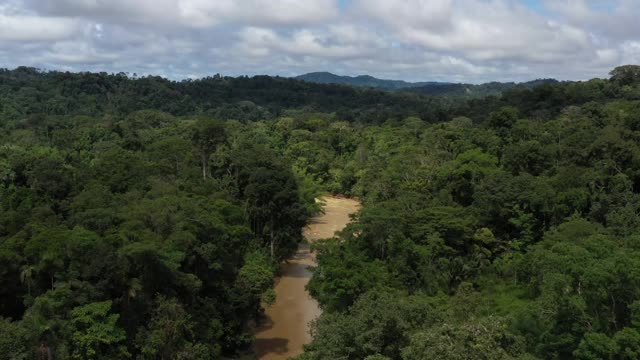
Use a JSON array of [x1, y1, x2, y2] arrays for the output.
[[4, 65, 603, 86], [294, 70, 566, 85], [2, 1, 639, 83]]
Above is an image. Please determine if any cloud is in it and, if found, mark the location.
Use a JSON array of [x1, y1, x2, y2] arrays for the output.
[[359, 0, 454, 31], [621, 41, 640, 64], [0, 14, 79, 41], [42, 40, 120, 64], [235, 25, 383, 60], [355, 0, 591, 63], [29, 0, 339, 27], [544, 0, 640, 40], [2, 0, 638, 82]]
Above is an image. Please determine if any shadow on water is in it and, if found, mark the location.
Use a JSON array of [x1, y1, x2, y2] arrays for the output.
[[278, 266, 314, 279], [254, 338, 290, 357], [256, 314, 275, 331], [307, 219, 328, 225]]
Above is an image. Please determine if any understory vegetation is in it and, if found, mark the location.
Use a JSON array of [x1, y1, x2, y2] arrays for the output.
[[1, 65, 640, 359]]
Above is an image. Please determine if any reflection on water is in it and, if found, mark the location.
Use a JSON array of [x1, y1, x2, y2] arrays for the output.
[[253, 197, 360, 360]]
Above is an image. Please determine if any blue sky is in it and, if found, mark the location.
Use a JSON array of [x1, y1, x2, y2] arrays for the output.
[[521, 0, 545, 13], [1, 0, 639, 83]]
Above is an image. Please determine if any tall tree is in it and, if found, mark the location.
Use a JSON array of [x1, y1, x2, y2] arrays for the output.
[[192, 118, 225, 180]]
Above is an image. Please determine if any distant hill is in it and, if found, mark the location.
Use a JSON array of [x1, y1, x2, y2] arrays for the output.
[[406, 79, 559, 97], [295, 71, 446, 91], [295, 71, 559, 97]]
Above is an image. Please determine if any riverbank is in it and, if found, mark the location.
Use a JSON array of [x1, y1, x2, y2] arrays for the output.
[[253, 196, 360, 359]]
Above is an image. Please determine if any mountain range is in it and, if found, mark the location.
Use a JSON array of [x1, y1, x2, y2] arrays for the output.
[[295, 71, 559, 98]]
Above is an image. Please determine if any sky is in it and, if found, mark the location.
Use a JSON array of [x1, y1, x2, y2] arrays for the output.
[[1, 0, 639, 83]]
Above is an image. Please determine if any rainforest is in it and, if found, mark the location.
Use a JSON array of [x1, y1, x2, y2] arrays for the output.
[[1, 64, 640, 360]]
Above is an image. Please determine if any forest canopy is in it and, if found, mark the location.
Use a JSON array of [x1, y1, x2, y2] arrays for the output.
[[1, 65, 640, 359]]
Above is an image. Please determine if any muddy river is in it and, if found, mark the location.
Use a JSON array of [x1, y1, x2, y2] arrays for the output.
[[253, 196, 360, 360]]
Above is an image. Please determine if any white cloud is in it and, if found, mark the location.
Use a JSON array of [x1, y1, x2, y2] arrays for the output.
[[42, 40, 119, 63], [621, 41, 640, 64], [355, 0, 591, 63], [30, 0, 339, 27], [236, 26, 380, 60], [359, 0, 454, 30], [545, 0, 640, 40], [595, 48, 620, 65], [0, 14, 78, 41], [1, 0, 637, 82]]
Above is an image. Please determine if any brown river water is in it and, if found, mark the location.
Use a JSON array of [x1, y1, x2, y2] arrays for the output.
[[253, 196, 361, 360]]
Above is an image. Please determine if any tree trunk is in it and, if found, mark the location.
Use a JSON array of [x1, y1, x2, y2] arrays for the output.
[[201, 152, 207, 180], [270, 229, 275, 259], [37, 344, 53, 360]]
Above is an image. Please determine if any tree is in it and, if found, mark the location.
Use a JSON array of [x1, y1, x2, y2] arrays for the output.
[[0, 317, 30, 360], [26, 156, 72, 200], [192, 118, 225, 180], [574, 333, 617, 360], [613, 327, 640, 360], [135, 297, 211, 359], [610, 65, 640, 86], [299, 291, 436, 360], [307, 239, 391, 311], [233, 250, 276, 312], [243, 165, 307, 259], [92, 147, 147, 193], [517, 219, 640, 357], [147, 136, 192, 178], [402, 317, 527, 360], [488, 106, 519, 130], [69, 301, 128, 359]]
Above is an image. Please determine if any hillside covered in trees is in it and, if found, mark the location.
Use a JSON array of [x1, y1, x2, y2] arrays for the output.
[[0, 67, 454, 125], [294, 72, 447, 91], [295, 71, 558, 98], [1, 65, 640, 359]]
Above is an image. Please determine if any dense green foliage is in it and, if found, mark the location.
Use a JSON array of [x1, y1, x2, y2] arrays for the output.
[[0, 106, 316, 358], [295, 72, 447, 91], [1, 65, 640, 359], [293, 65, 640, 360], [296, 71, 558, 98], [407, 79, 558, 98], [0, 67, 454, 124]]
